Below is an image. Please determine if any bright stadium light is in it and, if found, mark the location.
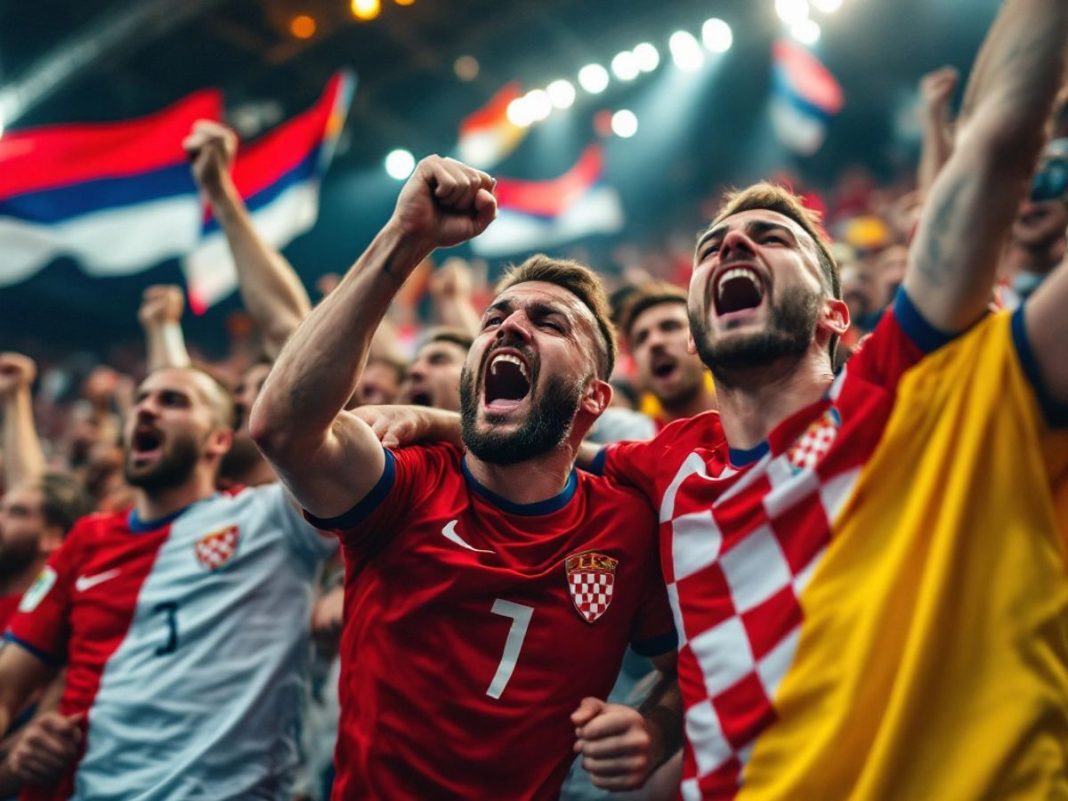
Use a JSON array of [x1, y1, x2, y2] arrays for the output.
[[775, 0, 810, 26], [506, 97, 534, 127], [578, 63, 610, 94], [611, 109, 638, 139], [669, 31, 705, 72], [524, 89, 552, 121], [547, 79, 577, 109], [633, 42, 660, 72], [385, 149, 415, 180], [351, 0, 381, 21], [792, 18, 821, 45], [611, 50, 640, 81], [811, 0, 842, 12], [702, 18, 733, 53]]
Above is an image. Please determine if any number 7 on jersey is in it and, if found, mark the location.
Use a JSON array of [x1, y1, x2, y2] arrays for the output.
[[486, 599, 533, 699]]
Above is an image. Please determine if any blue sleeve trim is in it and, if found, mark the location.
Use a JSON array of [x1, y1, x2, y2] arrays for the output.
[[631, 628, 678, 657], [303, 448, 397, 530], [2, 632, 63, 668], [587, 448, 608, 476], [893, 286, 958, 354], [1011, 306, 1068, 428]]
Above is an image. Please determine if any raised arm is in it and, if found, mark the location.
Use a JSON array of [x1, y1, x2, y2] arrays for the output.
[[250, 156, 496, 518], [183, 121, 312, 358], [429, 257, 482, 339], [917, 66, 959, 198], [905, 0, 1068, 332], [0, 644, 56, 745], [0, 354, 45, 490], [138, 285, 192, 371]]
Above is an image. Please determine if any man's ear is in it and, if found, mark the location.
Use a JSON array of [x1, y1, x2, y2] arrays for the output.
[[687, 333, 697, 356], [39, 525, 65, 557], [821, 297, 850, 337], [206, 427, 235, 461], [580, 379, 612, 417]]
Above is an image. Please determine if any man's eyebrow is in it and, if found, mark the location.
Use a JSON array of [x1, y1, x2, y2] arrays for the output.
[[695, 220, 797, 252], [485, 298, 514, 316], [696, 224, 728, 252]]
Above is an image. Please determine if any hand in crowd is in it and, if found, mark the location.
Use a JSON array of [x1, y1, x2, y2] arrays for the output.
[[919, 66, 958, 118], [182, 120, 238, 198], [353, 405, 459, 450], [6, 711, 83, 786], [571, 697, 656, 791], [0, 353, 37, 401], [389, 156, 497, 252], [138, 285, 186, 329], [428, 258, 474, 300]]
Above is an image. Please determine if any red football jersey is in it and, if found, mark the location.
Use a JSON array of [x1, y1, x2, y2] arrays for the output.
[[0, 593, 21, 632], [308, 442, 675, 801]]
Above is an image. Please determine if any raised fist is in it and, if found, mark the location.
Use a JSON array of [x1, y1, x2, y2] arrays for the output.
[[138, 284, 186, 328], [920, 66, 959, 114], [182, 120, 238, 196], [429, 257, 474, 299], [389, 156, 497, 252], [0, 352, 36, 401]]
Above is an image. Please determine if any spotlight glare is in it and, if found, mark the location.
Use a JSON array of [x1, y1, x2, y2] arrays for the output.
[[811, 0, 841, 11], [633, 42, 660, 72], [611, 109, 638, 139], [578, 63, 610, 94], [669, 31, 705, 72], [524, 89, 552, 121], [702, 18, 733, 53], [775, 0, 810, 26], [506, 98, 534, 127], [385, 149, 415, 180], [792, 18, 821, 45], [351, 0, 381, 20], [289, 14, 317, 39], [611, 51, 640, 81], [547, 79, 576, 109], [394, 0, 415, 5], [454, 55, 479, 81]]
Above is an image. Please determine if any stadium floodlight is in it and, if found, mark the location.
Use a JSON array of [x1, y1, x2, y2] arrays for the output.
[[611, 109, 638, 139], [351, 0, 381, 21], [524, 89, 552, 122], [547, 79, 577, 110], [669, 31, 705, 72], [611, 51, 640, 81], [792, 18, 821, 45], [775, 0, 810, 26], [578, 63, 610, 94], [385, 149, 415, 180], [506, 97, 535, 127], [633, 43, 660, 73], [702, 19, 733, 53], [811, 0, 842, 12]]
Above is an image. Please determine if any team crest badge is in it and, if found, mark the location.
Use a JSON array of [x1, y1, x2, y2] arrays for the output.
[[194, 525, 240, 570], [786, 407, 841, 472], [565, 551, 619, 624]]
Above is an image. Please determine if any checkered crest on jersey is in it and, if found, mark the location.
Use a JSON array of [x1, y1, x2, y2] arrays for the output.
[[786, 407, 841, 472], [195, 525, 239, 570], [565, 551, 618, 623]]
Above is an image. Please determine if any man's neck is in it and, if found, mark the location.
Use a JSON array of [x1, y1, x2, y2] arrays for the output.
[[135, 474, 218, 523], [714, 350, 834, 450], [660, 384, 717, 423], [464, 446, 577, 507]]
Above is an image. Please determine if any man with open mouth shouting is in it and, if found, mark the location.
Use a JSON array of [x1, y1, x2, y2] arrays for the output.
[[251, 155, 679, 801]]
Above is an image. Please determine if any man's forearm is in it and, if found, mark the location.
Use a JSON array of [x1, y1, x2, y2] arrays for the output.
[[144, 321, 191, 372], [208, 179, 312, 357], [638, 672, 683, 770], [3, 390, 45, 490], [252, 223, 431, 455]]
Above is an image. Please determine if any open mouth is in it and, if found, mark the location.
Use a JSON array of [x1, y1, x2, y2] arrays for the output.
[[408, 390, 433, 407], [130, 426, 163, 463], [483, 351, 532, 410], [651, 354, 677, 380], [714, 266, 765, 316]]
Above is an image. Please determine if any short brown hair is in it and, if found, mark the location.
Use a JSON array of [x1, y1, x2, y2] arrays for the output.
[[619, 281, 689, 347], [496, 255, 616, 379], [708, 183, 841, 358], [36, 472, 93, 534], [420, 327, 474, 354]]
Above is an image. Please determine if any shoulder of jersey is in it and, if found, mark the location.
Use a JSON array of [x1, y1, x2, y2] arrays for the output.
[[656, 409, 724, 447]]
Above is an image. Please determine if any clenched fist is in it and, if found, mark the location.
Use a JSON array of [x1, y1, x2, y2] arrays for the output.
[[183, 120, 238, 197], [388, 156, 497, 252], [0, 352, 36, 402], [138, 284, 185, 328]]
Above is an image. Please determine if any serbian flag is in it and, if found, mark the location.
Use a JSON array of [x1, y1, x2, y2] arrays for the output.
[[0, 90, 222, 288], [183, 71, 354, 312], [769, 39, 844, 155], [456, 82, 528, 169], [471, 145, 624, 258]]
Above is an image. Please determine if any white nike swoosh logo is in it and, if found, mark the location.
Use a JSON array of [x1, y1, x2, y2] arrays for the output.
[[74, 569, 121, 593], [441, 520, 493, 554]]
